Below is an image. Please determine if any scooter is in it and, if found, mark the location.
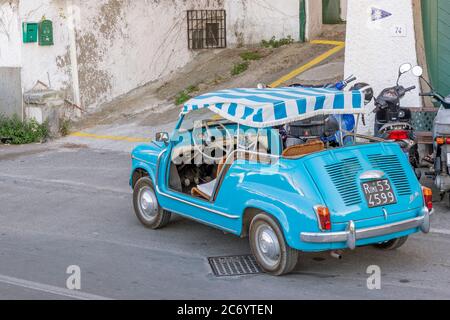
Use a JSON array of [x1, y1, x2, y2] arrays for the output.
[[373, 63, 420, 175], [414, 65, 450, 205]]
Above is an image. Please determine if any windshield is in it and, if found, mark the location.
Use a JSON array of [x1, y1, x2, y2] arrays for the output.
[[179, 109, 230, 132]]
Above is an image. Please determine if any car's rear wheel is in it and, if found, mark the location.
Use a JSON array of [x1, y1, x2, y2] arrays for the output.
[[133, 177, 171, 229], [373, 236, 408, 250], [249, 213, 298, 276]]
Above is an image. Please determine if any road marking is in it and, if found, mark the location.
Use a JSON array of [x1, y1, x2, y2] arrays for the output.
[[0, 173, 130, 195], [431, 228, 450, 236], [0, 274, 112, 300], [270, 40, 346, 88], [70, 131, 151, 143]]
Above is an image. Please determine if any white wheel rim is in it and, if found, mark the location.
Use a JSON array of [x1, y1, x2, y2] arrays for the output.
[[255, 224, 281, 268], [138, 187, 158, 221]]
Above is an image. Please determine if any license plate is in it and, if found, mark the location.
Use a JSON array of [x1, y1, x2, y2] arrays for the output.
[[361, 179, 397, 208]]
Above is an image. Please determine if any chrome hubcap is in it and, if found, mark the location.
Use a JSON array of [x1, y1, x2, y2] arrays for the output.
[[256, 225, 281, 267], [139, 187, 158, 221]]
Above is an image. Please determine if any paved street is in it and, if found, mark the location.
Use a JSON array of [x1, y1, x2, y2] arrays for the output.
[[1, 142, 450, 300]]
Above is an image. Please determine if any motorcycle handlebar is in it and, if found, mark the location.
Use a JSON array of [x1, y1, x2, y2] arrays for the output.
[[404, 86, 416, 92], [345, 76, 357, 84]]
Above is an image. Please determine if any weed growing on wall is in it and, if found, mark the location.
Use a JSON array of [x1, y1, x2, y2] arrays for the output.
[[261, 36, 294, 48], [175, 85, 200, 105], [231, 62, 250, 76], [240, 51, 262, 61], [0, 115, 49, 145]]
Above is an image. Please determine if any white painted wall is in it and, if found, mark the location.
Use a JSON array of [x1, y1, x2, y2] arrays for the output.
[[340, 0, 348, 21], [1, 0, 301, 111], [0, 2, 21, 67], [306, 0, 322, 40], [19, 0, 72, 94], [226, 0, 300, 45], [345, 0, 421, 135]]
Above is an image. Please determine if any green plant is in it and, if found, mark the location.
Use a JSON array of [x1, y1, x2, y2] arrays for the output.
[[60, 119, 71, 137], [0, 114, 49, 145], [231, 61, 249, 76], [175, 85, 200, 105], [240, 51, 262, 61], [261, 36, 294, 48]]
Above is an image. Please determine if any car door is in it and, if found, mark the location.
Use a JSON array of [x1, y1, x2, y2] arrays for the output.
[[155, 135, 241, 235]]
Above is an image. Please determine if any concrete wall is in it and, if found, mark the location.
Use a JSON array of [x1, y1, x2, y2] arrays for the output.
[[345, 0, 421, 135]]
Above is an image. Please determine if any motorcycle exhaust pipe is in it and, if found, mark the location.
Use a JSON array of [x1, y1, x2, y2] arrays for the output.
[[330, 251, 343, 260]]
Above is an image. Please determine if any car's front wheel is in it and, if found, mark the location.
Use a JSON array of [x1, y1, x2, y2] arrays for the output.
[[133, 177, 171, 229], [249, 213, 299, 276], [373, 236, 408, 250]]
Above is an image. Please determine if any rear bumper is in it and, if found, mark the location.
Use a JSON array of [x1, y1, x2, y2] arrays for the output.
[[301, 208, 432, 250]]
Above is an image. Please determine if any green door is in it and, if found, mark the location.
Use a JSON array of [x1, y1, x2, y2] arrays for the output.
[[323, 0, 341, 24], [422, 0, 450, 95]]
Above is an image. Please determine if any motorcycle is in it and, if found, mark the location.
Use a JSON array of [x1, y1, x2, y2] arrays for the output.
[[414, 65, 450, 205], [285, 76, 373, 147], [373, 63, 420, 176]]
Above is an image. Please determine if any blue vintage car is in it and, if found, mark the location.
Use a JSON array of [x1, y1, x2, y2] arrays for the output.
[[130, 87, 432, 275]]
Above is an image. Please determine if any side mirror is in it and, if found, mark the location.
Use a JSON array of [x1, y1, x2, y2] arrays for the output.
[[399, 63, 412, 75], [397, 63, 412, 85], [412, 66, 423, 77], [155, 132, 170, 144]]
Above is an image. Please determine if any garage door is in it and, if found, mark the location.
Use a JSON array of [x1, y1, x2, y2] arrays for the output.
[[323, 0, 341, 24], [422, 0, 450, 95]]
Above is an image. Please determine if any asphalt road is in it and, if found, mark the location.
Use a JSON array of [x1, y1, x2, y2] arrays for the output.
[[1, 143, 450, 300]]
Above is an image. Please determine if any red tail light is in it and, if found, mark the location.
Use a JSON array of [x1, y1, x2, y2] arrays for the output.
[[388, 130, 409, 140], [315, 206, 331, 231], [422, 186, 433, 211]]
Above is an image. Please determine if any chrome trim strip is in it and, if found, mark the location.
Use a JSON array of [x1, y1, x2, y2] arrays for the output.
[[359, 170, 385, 180], [301, 208, 431, 249], [154, 150, 240, 220]]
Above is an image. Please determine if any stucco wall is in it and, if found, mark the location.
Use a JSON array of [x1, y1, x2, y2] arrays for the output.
[[0, 2, 21, 67], [1, 0, 301, 111], [305, 0, 322, 40], [226, 0, 300, 46], [19, 0, 73, 96], [345, 0, 421, 135]]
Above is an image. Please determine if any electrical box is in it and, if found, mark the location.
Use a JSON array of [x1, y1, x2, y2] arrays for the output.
[[22, 22, 38, 43], [39, 20, 54, 46]]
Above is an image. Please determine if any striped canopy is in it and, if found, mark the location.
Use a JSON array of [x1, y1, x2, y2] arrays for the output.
[[182, 87, 366, 128]]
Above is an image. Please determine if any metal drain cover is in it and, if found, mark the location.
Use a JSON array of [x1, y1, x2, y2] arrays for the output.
[[208, 255, 262, 277]]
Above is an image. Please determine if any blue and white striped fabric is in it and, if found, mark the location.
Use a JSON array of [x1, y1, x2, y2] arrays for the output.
[[183, 87, 366, 128]]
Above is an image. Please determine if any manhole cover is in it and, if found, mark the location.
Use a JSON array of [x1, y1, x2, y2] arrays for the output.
[[208, 255, 262, 277]]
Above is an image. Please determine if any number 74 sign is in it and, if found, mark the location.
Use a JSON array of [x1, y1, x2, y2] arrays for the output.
[[392, 24, 407, 37]]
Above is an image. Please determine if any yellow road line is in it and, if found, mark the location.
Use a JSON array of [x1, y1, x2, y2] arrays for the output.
[[270, 40, 346, 88], [70, 132, 151, 143]]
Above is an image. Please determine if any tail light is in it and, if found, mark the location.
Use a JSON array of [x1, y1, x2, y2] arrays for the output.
[[314, 206, 331, 231], [422, 186, 433, 211], [435, 137, 450, 145], [388, 130, 409, 140]]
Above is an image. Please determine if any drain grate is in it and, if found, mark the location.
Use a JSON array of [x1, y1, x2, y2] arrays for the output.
[[208, 255, 262, 277]]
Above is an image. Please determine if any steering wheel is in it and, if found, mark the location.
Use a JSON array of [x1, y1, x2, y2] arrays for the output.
[[193, 122, 234, 162]]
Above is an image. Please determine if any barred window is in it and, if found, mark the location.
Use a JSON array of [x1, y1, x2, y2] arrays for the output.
[[187, 10, 227, 49]]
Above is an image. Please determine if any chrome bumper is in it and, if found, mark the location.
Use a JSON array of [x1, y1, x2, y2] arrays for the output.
[[301, 208, 432, 250]]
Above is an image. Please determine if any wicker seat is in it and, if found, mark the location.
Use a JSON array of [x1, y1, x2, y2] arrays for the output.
[[282, 140, 325, 159]]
